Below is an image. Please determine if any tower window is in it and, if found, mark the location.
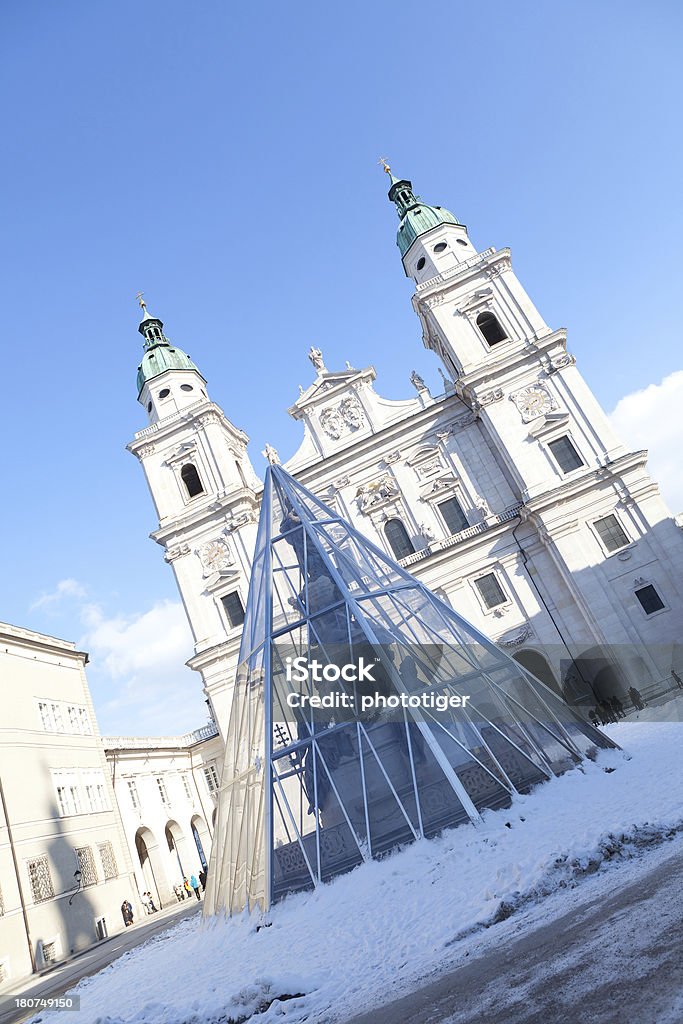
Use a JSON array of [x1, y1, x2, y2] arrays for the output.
[[456, 238, 468, 246], [180, 384, 193, 392], [635, 584, 665, 616], [474, 573, 507, 609], [416, 257, 426, 271], [476, 311, 507, 346], [159, 388, 170, 399], [594, 514, 630, 553], [548, 436, 584, 474], [438, 496, 468, 535], [433, 242, 447, 253], [147, 402, 152, 413], [384, 519, 415, 560], [181, 463, 204, 498], [221, 591, 245, 629]]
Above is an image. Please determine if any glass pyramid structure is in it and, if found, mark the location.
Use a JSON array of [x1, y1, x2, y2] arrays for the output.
[[204, 465, 614, 916]]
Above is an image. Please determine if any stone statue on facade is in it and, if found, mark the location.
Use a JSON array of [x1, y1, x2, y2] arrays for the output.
[[308, 347, 326, 373]]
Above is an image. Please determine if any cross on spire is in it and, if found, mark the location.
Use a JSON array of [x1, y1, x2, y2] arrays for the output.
[[136, 291, 147, 314]]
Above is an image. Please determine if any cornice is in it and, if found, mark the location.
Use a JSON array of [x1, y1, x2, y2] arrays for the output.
[[151, 489, 260, 546], [457, 329, 569, 401], [523, 450, 650, 515], [128, 401, 249, 455]]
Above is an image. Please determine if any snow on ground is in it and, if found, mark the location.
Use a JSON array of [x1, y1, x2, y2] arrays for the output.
[[38, 706, 683, 1024]]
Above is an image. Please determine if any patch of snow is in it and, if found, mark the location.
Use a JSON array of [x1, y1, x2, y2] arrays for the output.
[[35, 707, 683, 1024]]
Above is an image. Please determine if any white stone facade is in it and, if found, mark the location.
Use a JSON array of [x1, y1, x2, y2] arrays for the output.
[[103, 727, 222, 909], [0, 623, 139, 988], [127, 184, 683, 736]]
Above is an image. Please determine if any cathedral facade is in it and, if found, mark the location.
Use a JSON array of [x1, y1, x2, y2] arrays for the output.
[[128, 171, 683, 741]]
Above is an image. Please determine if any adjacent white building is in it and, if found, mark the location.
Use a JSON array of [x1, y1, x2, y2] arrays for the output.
[[0, 623, 139, 987], [127, 170, 683, 738], [103, 726, 222, 909]]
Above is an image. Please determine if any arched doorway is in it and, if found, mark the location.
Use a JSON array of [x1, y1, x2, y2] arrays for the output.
[[164, 820, 191, 885], [191, 815, 211, 870], [562, 646, 623, 705], [513, 650, 561, 696], [135, 826, 171, 909]]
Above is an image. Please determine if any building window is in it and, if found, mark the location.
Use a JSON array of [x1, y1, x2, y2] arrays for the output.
[[438, 496, 469, 535], [635, 584, 665, 616], [594, 514, 630, 553], [76, 847, 98, 887], [84, 774, 107, 813], [384, 519, 415, 560], [474, 572, 507, 610], [27, 856, 54, 903], [203, 765, 219, 794], [41, 941, 58, 965], [77, 707, 92, 735], [127, 780, 140, 810], [54, 773, 82, 817], [221, 591, 245, 629], [181, 463, 204, 498], [182, 776, 192, 801], [98, 842, 118, 880], [156, 777, 170, 806], [548, 436, 584, 474], [38, 702, 54, 731], [476, 311, 507, 346]]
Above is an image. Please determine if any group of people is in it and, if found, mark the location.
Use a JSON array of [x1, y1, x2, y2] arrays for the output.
[[121, 871, 208, 928], [174, 871, 206, 902], [589, 694, 626, 727], [588, 685, 650, 727]]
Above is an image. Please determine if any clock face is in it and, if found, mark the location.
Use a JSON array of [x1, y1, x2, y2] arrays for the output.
[[516, 386, 553, 421], [201, 540, 231, 572]]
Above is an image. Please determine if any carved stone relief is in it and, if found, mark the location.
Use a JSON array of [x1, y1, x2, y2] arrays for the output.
[[319, 396, 366, 439]]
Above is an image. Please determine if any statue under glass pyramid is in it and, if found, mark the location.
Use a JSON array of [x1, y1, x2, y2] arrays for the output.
[[204, 465, 613, 916]]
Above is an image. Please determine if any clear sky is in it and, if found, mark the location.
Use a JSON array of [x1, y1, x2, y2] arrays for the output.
[[1, 0, 681, 734]]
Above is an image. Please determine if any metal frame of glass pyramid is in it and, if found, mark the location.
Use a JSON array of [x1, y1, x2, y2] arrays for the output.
[[204, 464, 615, 916]]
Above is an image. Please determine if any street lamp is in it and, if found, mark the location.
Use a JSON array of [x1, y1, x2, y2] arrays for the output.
[[68, 869, 82, 906]]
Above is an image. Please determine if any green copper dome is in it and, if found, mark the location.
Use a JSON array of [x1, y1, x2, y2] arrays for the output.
[[386, 172, 459, 257], [136, 310, 204, 397]]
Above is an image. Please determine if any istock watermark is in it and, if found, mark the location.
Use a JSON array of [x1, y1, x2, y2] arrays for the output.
[[285, 655, 378, 684], [277, 645, 472, 721]]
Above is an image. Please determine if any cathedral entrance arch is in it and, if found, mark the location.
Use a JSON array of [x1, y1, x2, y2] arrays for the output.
[[561, 647, 623, 706], [135, 826, 171, 908], [512, 650, 560, 696]]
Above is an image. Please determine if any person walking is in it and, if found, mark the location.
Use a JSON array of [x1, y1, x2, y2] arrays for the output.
[[198, 869, 207, 891], [190, 873, 201, 900], [628, 685, 646, 711], [183, 876, 193, 899], [121, 900, 133, 927]]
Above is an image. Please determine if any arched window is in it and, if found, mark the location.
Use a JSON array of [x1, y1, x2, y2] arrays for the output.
[[384, 519, 415, 560], [476, 311, 507, 346], [181, 463, 204, 498]]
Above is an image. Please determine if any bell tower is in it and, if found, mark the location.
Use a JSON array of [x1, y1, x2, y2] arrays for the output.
[[383, 165, 627, 502], [127, 297, 262, 735]]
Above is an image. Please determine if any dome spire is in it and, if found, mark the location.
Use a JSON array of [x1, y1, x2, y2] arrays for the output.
[[135, 292, 167, 349], [379, 166, 461, 258], [134, 296, 204, 398]]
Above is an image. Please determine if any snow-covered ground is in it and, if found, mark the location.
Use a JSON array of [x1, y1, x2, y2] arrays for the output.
[[38, 704, 683, 1024]]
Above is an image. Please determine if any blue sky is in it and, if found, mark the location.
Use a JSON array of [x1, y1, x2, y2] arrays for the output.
[[1, 1, 681, 734]]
